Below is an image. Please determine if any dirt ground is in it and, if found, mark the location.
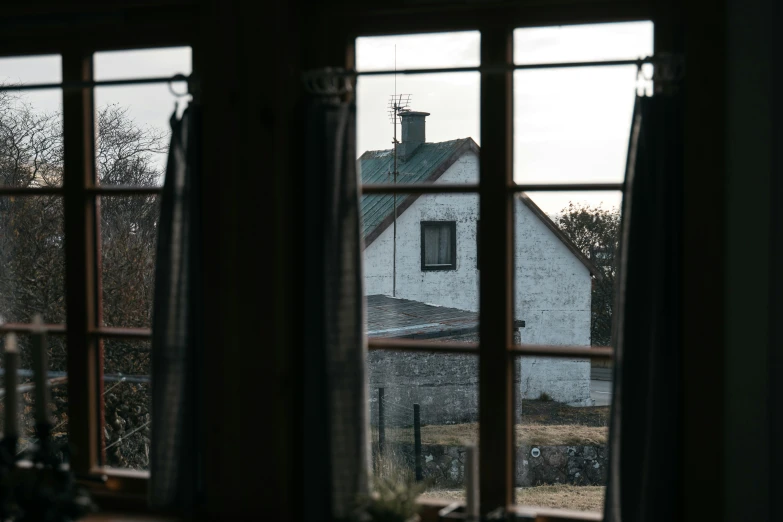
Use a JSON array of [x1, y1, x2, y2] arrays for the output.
[[519, 399, 610, 427], [375, 400, 610, 446], [420, 485, 605, 513], [377, 400, 609, 513]]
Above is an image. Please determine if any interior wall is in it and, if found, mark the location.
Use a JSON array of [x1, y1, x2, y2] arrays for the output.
[[723, 0, 775, 519], [197, 0, 300, 518], [769, 0, 783, 516], [173, 2, 783, 518], [679, 0, 724, 519], [9, 1, 778, 520]]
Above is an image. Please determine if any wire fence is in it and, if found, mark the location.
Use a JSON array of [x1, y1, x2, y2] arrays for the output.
[[369, 387, 424, 484], [5, 374, 151, 469], [0, 368, 149, 383]]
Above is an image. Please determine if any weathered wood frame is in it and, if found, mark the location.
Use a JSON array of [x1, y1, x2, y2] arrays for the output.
[[0, 5, 194, 503], [348, 4, 694, 521], [0, 1, 726, 520]]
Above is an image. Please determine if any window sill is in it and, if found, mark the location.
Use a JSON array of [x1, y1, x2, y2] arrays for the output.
[[80, 468, 149, 513], [85, 514, 176, 522], [12, 462, 149, 513], [418, 499, 602, 522]]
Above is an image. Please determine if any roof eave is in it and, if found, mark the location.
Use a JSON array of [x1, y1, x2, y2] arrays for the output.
[[362, 138, 479, 248]]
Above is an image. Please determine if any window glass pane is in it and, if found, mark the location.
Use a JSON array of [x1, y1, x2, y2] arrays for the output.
[[2, 334, 69, 461], [423, 222, 454, 267], [513, 66, 648, 185], [514, 21, 653, 65], [94, 47, 191, 186], [0, 56, 63, 188], [365, 195, 478, 330], [0, 195, 65, 323], [512, 190, 620, 512], [514, 352, 610, 512], [513, 190, 621, 347], [356, 72, 479, 183], [356, 31, 479, 72], [0, 54, 61, 84], [368, 351, 477, 500], [513, 21, 652, 185], [99, 195, 159, 328], [102, 338, 150, 470], [423, 226, 437, 265], [93, 47, 191, 81]]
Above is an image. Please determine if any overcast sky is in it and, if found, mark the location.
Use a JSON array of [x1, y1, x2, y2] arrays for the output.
[[356, 21, 653, 214], [0, 23, 652, 213], [0, 47, 192, 177]]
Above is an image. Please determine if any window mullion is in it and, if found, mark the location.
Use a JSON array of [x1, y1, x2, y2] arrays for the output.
[[62, 51, 100, 474], [478, 26, 514, 515]]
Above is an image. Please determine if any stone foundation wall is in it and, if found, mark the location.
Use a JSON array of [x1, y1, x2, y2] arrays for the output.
[[516, 444, 607, 486], [367, 349, 481, 426], [369, 346, 531, 426], [373, 443, 607, 488], [368, 328, 593, 427]]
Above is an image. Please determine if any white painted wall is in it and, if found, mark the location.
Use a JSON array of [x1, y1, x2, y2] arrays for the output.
[[363, 150, 593, 405], [515, 197, 594, 406], [364, 152, 480, 310]]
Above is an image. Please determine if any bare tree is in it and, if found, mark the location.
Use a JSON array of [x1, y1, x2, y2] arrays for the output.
[[0, 94, 165, 468], [555, 202, 620, 347]]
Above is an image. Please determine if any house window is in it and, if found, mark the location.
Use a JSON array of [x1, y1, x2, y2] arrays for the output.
[[421, 221, 457, 270], [0, 43, 190, 496], [357, 18, 652, 519]]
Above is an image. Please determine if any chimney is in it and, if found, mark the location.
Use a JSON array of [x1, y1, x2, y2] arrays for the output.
[[398, 111, 430, 161]]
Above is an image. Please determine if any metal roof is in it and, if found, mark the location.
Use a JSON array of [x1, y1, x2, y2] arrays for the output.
[[359, 138, 478, 246], [366, 294, 479, 340], [366, 294, 524, 340], [358, 138, 603, 279]]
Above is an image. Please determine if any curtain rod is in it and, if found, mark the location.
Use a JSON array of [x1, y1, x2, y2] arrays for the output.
[[303, 53, 683, 95], [0, 73, 193, 94], [353, 56, 660, 76]]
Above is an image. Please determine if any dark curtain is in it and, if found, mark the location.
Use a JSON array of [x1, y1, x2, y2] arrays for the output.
[[604, 93, 683, 522], [302, 97, 368, 521], [149, 104, 204, 512]]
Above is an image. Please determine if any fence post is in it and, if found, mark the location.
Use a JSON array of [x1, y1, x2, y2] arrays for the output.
[[378, 388, 385, 456], [414, 403, 423, 481]]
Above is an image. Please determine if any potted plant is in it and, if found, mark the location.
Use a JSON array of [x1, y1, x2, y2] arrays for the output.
[[354, 474, 427, 522]]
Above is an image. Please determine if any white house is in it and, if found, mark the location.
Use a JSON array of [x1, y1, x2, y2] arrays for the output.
[[361, 111, 601, 407]]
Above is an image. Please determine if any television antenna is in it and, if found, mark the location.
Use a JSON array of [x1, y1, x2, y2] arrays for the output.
[[388, 45, 411, 298], [388, 94, 411, 124]]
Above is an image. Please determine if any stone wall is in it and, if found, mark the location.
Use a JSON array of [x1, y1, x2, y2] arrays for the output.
[[368, 338, 533, 425], [367, 349, 483, 426], [516, 444, 608, 487], [374, 443, 608, 488]]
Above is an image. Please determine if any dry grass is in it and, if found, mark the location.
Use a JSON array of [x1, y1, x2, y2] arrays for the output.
[[420, 485, 605, 513], [516, 485, 605, 512], [520, 401, 609, 427], [380, 423, 607, 446], [518, 424, 607, 446]]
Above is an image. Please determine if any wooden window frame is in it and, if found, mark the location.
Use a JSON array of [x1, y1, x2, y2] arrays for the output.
[[0, 2, 686, 518], [354, 8, 662, 519], [0, 31, 191, 506], [476, 219, 480, 270], [420, 221, 458, 271]]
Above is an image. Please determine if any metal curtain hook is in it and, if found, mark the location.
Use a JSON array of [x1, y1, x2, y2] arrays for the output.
[[636, 60, 645, 97], [636, 57, 654, 97], [168, 74, 189, 98]]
